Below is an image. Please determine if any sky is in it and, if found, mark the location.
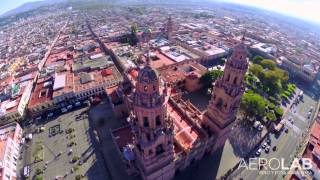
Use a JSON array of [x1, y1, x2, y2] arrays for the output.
[[0, 0, 41, 15], [222, 0, 320, 24], [0, 0, 320, 24]]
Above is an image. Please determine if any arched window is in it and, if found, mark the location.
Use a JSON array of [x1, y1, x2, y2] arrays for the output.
[[216, 98, 223, 109], [143, 117, 149, 127], [233, 77, 238, 85], [156, 115, 161, 126], [146, 133, 151, 141], [156, 144, 164, 155], [226, 74, 230, 82]]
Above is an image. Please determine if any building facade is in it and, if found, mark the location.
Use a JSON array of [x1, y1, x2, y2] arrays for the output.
[[128, 64, 175, 180], [111, 40, 249, 180], [202, 39, 248, 152], [0, 122, 23, 180]]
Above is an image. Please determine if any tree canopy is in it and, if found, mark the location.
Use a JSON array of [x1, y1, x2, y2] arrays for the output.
[[266, 111, 277, 121], [241, 91, 267, 117], [249, 64, 264, 78], [252, 55, 264, 64], [260, 59, 276, 70], [200, 70, 223, 88]]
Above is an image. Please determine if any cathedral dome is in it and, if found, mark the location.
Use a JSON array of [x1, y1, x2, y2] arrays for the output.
[[137, 65, 159, 84]]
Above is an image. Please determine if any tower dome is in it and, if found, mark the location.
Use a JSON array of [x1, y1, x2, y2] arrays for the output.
[[137, 65, 159, 84]]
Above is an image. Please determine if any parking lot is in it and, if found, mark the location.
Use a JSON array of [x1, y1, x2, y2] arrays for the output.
[[18, 104, 108, 180]]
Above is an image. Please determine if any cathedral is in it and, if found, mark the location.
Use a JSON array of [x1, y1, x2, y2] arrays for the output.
[[110, 37, 249, 180]]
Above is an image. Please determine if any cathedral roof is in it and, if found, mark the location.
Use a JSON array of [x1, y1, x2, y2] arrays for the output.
[[137, 65, 159, 83]]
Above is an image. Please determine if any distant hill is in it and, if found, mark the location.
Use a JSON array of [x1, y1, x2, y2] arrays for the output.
[[1, 0, 67, 17], [1, 0, 208, 17]]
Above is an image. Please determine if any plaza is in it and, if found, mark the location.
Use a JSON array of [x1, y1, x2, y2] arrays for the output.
[[18, 106, 108, 180]]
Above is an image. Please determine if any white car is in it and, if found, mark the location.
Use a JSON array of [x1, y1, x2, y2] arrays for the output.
[[262, 142, 267, 149], [255, 148, 262, 156], [75, 102, 81, 106], [35, 116, 42, 121], [61, 108, 68, 113], [67, 105, 73, 110]]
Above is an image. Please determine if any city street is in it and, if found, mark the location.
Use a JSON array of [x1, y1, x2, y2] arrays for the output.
[[233, 85, 319, 180]]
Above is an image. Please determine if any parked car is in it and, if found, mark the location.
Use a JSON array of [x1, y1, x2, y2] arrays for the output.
[[255, 148, 262, 156], [35, 116, 42, 121], [266, 138, 271, 145], [75, 102, 81, 107], [61, 108, 68, 113], [265, 146, 270, 153], [47, 112, 54, 118], [67, 105, 73, 110], [262, 142, 268, 149], [26, 133, 33, 141]]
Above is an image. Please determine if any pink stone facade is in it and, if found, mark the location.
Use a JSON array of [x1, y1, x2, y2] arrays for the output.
[[202, 40, 248, 152], [112, 40, 249, 180]]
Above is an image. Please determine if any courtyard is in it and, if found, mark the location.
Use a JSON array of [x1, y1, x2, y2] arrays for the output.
[[18, 106, 108, 180]]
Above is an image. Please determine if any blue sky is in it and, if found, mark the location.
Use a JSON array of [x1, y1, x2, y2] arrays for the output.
[[0, 0, 41, 15]]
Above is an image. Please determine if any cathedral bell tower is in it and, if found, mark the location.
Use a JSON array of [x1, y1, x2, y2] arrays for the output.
[[202, 38, 249, 151], [128, 63, 175, 180], [166, 16, 173, 40]]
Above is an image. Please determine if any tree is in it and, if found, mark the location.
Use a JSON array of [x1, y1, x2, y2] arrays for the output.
[[200, 70, 223, 88], [260, 59, 276, 70], [266, 112, 277, 121], [128, 24, 139, 45], [260, 71, 282, 94], [35, 175, 43, 180], [241, 91, 267, 117], [274, 107, 284, 118], [252, 55, 264, 64], [249, 64, 263, 78], [274, 68, 289, 85]]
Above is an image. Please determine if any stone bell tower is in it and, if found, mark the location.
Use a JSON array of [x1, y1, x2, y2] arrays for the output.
[[202, 38, 249, 151], [166, 15, 173, 40], [128, 63, 175, 180]]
